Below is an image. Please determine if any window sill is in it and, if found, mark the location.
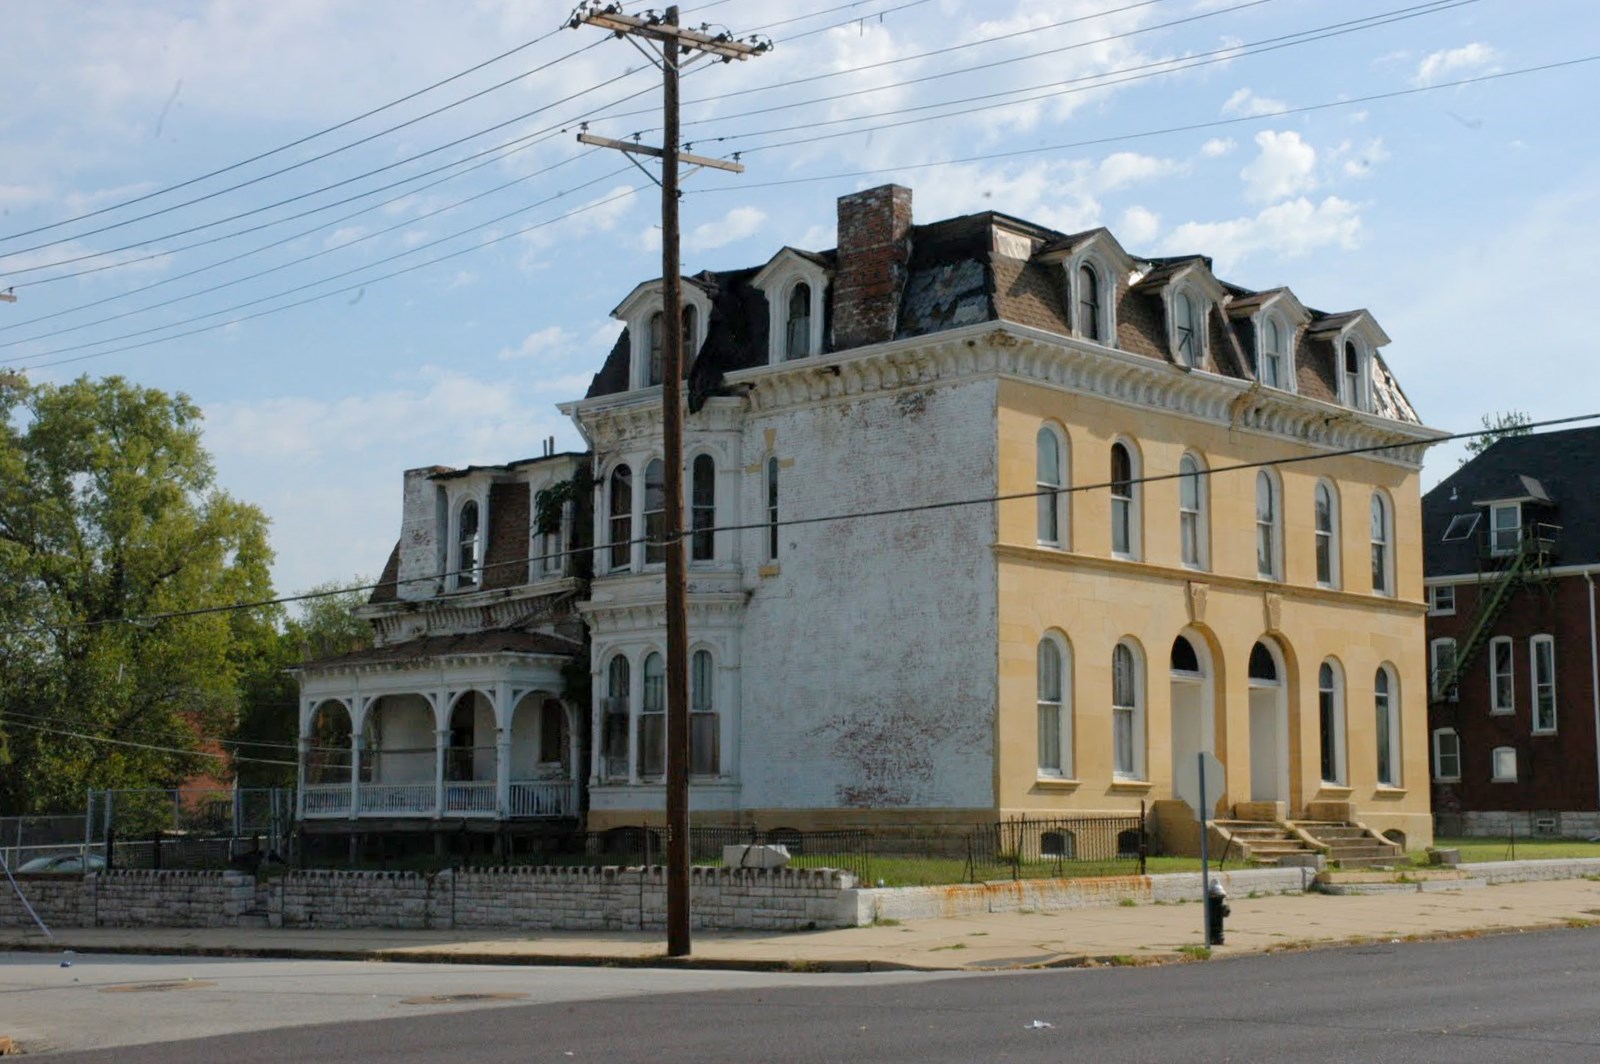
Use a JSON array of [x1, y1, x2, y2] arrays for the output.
[[1372, 786, 1407, 799], [1491, 777, 1518, 784], [1490, 708, 1515, 716], [1033, 776, 1080, 791], [1316, 784, 1352, 796], [1109, 778, 1152, 793], [1434, 776, 1461, 784], [1532, 729, 1559, 737], [1111, 552, 1140, 563], [758, 563, 780, 578]]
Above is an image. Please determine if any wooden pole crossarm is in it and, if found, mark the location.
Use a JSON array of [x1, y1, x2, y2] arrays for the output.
[[576, 133, 744, 173], [0, 291, 16, 303], [572, 8, 768, 61]]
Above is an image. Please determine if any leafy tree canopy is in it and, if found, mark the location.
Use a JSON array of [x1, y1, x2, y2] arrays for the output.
[[1462, 409, 1534, 463]]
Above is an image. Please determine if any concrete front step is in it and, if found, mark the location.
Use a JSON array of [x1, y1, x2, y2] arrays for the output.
[[1336, 855, 1408, 870]]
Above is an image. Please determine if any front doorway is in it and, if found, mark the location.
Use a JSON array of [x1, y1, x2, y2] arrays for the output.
[[1247, 640, 1290, 803], [1169, 632, 1216, 806]]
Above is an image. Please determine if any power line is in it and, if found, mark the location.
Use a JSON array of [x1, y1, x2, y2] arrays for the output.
[[0, 707, 334, 755], [3, 409, 1592, 640], [690, 55, 1600, 192], [0, 717, 299, 768], [0, 36, 611, 261]]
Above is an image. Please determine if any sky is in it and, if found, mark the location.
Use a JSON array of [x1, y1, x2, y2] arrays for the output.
[[2, 0, 1598, 603]]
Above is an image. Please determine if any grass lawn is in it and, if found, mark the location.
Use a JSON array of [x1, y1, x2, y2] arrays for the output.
[[1422, 836, 1600, 864]]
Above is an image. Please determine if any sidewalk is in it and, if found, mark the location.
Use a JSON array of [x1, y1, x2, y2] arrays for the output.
[[6, 875, 1600, 972]]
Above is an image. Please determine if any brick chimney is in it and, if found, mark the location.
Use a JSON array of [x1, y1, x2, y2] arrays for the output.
[[832, 184, 912, 350]]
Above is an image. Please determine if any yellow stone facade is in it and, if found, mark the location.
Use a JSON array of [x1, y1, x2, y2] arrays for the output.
[[995, 378, 1434, 849]]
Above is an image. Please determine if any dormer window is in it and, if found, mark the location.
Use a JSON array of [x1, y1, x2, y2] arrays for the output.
[[455, 499, 481, 590], [1342, 341, 1360, 408], [1490, 503, 1521, 556], [1077, 264, 1102, 341], [1174, 291, 1200, 367], [786, 283, 812, 360], [647, 312, 665, 387], [1261, 317, 1286, 388]]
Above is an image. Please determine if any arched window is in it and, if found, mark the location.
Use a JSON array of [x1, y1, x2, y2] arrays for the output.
[[1343, 341, 1362, 408], [1375, 666, 1399, 787], [1078, 264, 1101, 341], [1036, 427, 1064, 547], [1255, 471, 1281, 580], [1314, 481, 1339, 587], [1110, 441, 1138, 559], [765, 456, 780, 561], [1261, 317, 1285, 388], [608, 465, 633, 571], [691, 649, 719, 775], [681, 303, 698, 355], [1179, 453, 1206, 569], [1170, 634, 1201, 674], [691, 454, 716, 562], [647, 311, 665, 386], [456, 500, 480, 589], [1112, 641, 1144, 779], [1037, 638, 1071, 776], [602, 655, 630, 780], [1174, 291, 1198, 366], [643, 458, 666, 565], [639, 652, 665, 778], [786, 283, 812, 360], [1370, 492, 1392, 595], [1248, 641, 1279, 684], [1318, 660, 1346, 785]]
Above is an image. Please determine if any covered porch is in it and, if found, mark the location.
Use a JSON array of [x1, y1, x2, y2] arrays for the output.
[[294, 634, 584, 824]]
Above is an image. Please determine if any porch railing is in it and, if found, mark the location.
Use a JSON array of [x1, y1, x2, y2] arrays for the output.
[[358, 783, 436, 816], [509, 780, 576, 818], [442, 781, 496, 816], [303, 784, 352, 817]]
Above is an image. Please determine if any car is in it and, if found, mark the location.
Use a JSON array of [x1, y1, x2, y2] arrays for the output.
[[14, 852, 106, 874]]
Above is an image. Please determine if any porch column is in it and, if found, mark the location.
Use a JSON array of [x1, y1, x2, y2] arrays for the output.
[[433, 728, 449, 819], [348, 731, 363, 821], [295, 734, 309, 821], [495, 726, 511, 819]]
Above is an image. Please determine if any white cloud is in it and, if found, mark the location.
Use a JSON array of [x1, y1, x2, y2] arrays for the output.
[[1159, 197, 1362, 272], [1221, 87, 1287, 118], [686, 206, 768, 251], [1413, 43, 1500, 86], [1240, 130, 1317, 202], [1094, 152, 1179, 192], [1118, 206, 1160, 247], [498, 325, 574, 361], [1341, 137, 1391, 179], [1200, 138, 1236, 158]]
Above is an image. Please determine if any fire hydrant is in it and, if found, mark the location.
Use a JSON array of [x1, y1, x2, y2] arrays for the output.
[[1205, 880, 1230, 945]]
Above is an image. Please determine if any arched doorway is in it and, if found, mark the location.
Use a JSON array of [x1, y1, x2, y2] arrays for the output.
[[1169, 631, 1216, 801], [509, 691, 575, 817], [1247, 639, 1290, 803], [306, 700, 353, 784], [444, 690, 496, 815]]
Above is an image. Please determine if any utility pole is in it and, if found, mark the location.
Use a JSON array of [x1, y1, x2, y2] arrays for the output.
[[568, 2, 767, 958]]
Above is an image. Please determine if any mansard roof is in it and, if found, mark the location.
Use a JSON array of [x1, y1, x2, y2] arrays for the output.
[[579, 192, 1421, 426]]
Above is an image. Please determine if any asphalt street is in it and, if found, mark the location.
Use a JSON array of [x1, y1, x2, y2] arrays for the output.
[[11, 927, 1600, 1062]]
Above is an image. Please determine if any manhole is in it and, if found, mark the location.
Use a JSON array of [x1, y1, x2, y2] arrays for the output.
[[399, 992, 529, 1006], [100, 980, 214, 993]]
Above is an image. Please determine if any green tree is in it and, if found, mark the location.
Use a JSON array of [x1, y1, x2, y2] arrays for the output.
[[0, 374, 275, 813], [233, 581, 372, 788], [1462, 409, 1533, 463]]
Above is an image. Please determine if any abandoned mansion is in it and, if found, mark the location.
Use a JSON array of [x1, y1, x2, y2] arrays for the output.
[[292, 183, 1444, 852]]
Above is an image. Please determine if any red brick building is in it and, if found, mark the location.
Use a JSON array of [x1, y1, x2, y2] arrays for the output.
[[1423, 427, 1600, 837]]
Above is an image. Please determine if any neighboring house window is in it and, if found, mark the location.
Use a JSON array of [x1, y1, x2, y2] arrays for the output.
[[639, 652, 665, 778], [1370, 492, 1392, 595], [1491, 746, 1518, 783], [1490, 503, 1521, 556], [1077, 263, 1101, 341], [1112, 641, 1144, 779], [1375, 665, 1399, 787], [1314, 481, 1339, 587], [1488, 637, 1515, 715], [1432, 728, 1461, 782], [1531, 635, 1557, 733], [1037, 638, 1068, 776], [643, 458, 666, 566], [1110, 441, 1139, 559], [1430, 637, 1459, 702], [647, 311, 665, 386], [691, 649, 719, 775], [1174, 291, 1199, 367], [765, 456, 780, 561], [1342, 341, 1362, 409], [1179, 453, 1206, 569], [1427, 584, 1456, 615], [691, 454, 716, 562], [1318, 659, 1346, 785], [456, 500, 481, 590], [1037, 427, 1065, 547], [608, 465, 633, 571], [1260, 316, 1285, 388], [786, 283, 812, 360], [1255, 470, 1281, 580], [603, 655, 630, 780]]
